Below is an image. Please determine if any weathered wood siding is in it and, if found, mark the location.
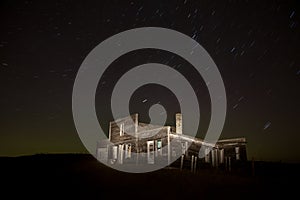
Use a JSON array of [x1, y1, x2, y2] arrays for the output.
[[110, 114, 138, 143], [137, 126, 169, 152]]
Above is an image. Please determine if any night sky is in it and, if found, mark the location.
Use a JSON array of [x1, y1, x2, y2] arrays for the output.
[[1, 0, 299, 162]]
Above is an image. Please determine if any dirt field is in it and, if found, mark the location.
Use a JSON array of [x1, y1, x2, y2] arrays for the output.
[[1, 154, 298, 199]]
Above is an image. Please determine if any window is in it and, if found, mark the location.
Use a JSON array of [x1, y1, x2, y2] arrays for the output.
[[120, 123, 124, 136], [125, 144, 131, 159], [181, 141, 188, 155], [157, 140, 162, 149], [235, 147, 240, 160], [147, 141, 154, 164], [112, 146, 118, 160], [156, 140, 162, 156]]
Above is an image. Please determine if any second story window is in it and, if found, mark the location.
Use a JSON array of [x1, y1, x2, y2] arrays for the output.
[[120, 123, 124, 136]]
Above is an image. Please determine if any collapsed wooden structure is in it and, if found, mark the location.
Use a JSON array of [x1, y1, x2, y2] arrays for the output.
[[96, 113, 247, 171]]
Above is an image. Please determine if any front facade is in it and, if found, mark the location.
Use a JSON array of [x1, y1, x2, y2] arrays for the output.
[[97, 113, 247, 171]]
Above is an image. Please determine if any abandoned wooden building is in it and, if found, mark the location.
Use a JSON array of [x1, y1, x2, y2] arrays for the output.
[[96, 113, 247, 171]]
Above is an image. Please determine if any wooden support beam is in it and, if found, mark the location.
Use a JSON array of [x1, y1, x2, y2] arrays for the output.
[[180, 155, 184, 171], [191, 155, 194, 172], [167, 126, 171, 165], [194, 156, 197, 173]]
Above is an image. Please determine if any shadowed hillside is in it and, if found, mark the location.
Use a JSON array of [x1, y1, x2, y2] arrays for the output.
[[1, 154, 299, 199]]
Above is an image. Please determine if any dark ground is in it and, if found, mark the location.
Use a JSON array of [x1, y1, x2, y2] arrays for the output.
[[1, 154, 299, 199]]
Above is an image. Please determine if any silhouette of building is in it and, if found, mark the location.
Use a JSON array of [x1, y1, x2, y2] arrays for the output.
[[96, 113, 247, 171]]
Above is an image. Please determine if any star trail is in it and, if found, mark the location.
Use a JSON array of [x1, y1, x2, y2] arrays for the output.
[[0, 0, 299, 162]]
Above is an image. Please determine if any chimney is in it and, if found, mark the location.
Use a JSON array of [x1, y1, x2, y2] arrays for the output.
[[175, 113, 182, 134]]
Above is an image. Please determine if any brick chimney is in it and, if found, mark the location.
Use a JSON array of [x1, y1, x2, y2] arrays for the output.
[[175, 113, 182, 134]]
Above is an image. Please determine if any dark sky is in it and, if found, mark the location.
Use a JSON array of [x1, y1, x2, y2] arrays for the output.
[[0, 0, 299, 162]]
